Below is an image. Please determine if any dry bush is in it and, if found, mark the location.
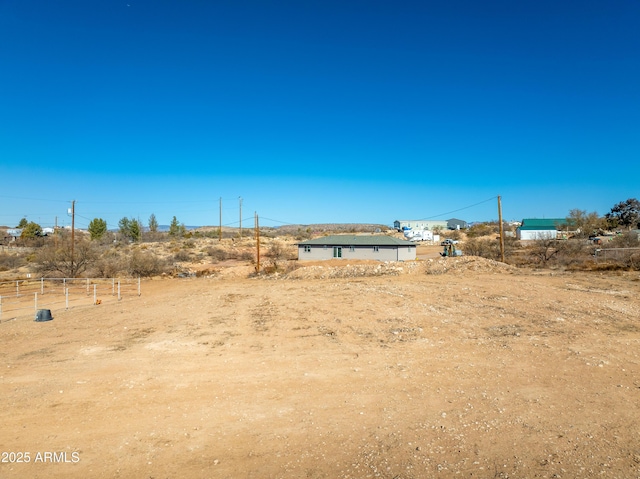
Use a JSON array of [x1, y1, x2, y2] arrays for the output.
[[128, 251, 170, 277], [524, 239, 594, 269], [446, 230, 464, 241], [172, 250, 193, 262], [0, 252, 25, 271], [463, 238, 501, 260], [466, 223, 498, 238], [90, 250, 128, 278], [206, 246, 228, 261], [229, 249, 254, 261], [607, 231, 640, 248], [34, 238, 99, 277], [462, 237, 519, 262]]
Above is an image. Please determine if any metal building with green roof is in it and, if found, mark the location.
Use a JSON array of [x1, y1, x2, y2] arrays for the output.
[[516, 218, 572, 240], [297, 235, 416, 261]]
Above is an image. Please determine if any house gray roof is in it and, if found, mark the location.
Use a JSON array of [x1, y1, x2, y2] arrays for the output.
[[298, 235, 415, 246]]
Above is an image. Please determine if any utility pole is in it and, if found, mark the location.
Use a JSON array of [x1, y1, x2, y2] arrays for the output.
[[255, 212, 260, 273], [71, 200, 75, 275], [498, 195, 505, 263], [219, 197, 222, 242], [239, 196, 242, 239]]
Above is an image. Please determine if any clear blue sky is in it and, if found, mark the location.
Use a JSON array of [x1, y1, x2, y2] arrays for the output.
[[1, 0, 638, 230]]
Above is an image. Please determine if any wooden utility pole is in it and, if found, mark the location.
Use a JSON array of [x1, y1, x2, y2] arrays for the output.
[[498, 195, 505, 263], [239, 196, 242, 238], [255, 212, 260, 273], [219, 197, 222, 242], [71, 200, 75, 274]]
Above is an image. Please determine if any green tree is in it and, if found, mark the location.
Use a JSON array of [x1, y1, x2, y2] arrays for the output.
[[129, 219, 142, 242], [17, 218, 28, 228], [118, 217, 142, 242], [148, 213, 159, 233], [168, 216, 185, 237], [118, 217, 131, 239], [606, 198, 640, 230], [21, 221, 43, 239], [88, 218, 108, 240]]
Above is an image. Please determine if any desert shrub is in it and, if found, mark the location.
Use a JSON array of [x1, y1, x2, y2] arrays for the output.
[[525, 239, 592, 268], [462, 237, 519, 262], [466, 223, 498, 238], [206, 247, 228, 261], [607, 231, 640, 248], [446, 230, 463, 241], [463, 238, 500, 260], [295, 227, 312, 241], [91, 250, 127, 278], [0, 252, 25, 271], [555, 240, 592, 268], [128, 251, 169, 277], [172, 250, 192, 262], [226, 249, 254, 261], [34, 238, 99, 277]]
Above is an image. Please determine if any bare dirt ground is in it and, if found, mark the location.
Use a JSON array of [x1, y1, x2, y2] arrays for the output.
[[2, 256, 640, 478]]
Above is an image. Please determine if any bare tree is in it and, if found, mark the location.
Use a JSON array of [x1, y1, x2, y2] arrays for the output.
[[35, 235, 98, 277], [567, 209, 605, 238]]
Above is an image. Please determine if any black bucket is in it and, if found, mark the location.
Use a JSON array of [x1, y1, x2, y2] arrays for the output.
[[35, 309, 53, 322]]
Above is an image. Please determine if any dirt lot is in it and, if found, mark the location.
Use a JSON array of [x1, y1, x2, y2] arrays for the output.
[[2, 256, 640, 478]]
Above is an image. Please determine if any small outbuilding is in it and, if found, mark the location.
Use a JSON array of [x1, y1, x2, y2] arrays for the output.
[[516, 218, 572, 241], [298, 235, 416, 261]]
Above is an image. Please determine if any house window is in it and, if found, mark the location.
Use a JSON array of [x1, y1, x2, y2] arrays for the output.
[[304, 245, 311, 253], [333, 247, 342, 258], [373, 246, 379, 252]]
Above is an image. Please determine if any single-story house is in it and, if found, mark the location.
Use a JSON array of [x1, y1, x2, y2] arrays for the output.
[[394, 219, 448, 231], [516, 218, 572, 241], [298, 235, 416, 261]]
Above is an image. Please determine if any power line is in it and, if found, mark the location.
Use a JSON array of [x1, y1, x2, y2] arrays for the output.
[[416, 196, 498, 221]]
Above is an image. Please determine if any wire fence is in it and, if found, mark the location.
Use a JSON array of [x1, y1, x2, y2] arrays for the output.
[[594, 247, 640, 265], [0, 277, 141, 321]]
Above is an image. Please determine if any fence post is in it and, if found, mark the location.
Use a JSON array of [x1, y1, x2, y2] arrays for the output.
[[65, 287, 69, 310], [63, 278, 66, 295], [138, 277, 141, 296], [16, 280, 19, 297], [93, 284, 97, 305], [41, 277, 44, 294]]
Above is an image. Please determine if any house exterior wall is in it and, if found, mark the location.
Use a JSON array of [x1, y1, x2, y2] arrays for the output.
[[298, 245, 416, 261], [516, 229, 558, 241]]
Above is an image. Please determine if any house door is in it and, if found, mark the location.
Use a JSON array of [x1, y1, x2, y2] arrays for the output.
[[333, 247, 342, 258]]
